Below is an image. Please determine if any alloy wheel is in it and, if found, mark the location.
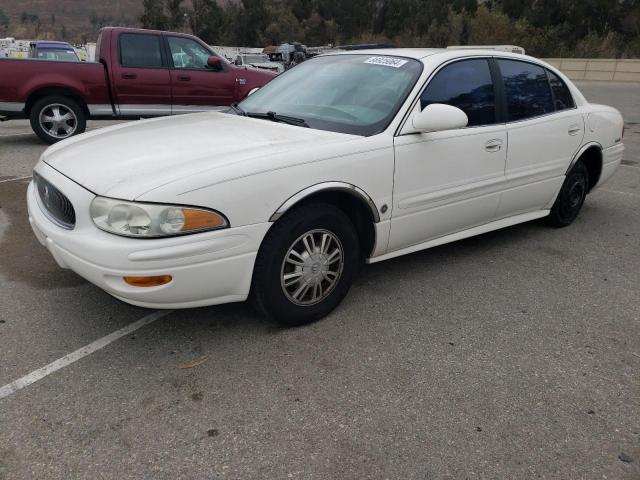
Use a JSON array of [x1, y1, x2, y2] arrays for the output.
[[39, 104, 78, 139]]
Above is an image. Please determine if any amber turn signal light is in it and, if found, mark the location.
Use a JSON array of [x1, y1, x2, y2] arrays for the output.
[[182, 209, 226, 231], [124, 275, 173, 287]]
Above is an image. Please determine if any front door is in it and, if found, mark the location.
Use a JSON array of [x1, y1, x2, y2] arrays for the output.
[[389, 58, 507, 252], [165, 35, 237, 112]]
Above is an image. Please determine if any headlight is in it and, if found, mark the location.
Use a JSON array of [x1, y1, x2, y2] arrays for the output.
[[90, 197, 228, 238]]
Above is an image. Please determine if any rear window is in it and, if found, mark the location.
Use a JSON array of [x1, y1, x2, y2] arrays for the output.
[[36, 49, 78, 62], [547, 70, 575, 111], [120, 33, 163, 68], [498, 59, 554, 122]]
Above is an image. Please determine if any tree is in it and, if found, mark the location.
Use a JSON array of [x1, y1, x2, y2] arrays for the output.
[[20, 12, 39, 24], [140, 0, 169, 30], [90, 12, 113, 31], [157, 0, 640, 57], [166, 0, 185, 30], [0, 9, 9, 31], [190, 0, 224, 43]]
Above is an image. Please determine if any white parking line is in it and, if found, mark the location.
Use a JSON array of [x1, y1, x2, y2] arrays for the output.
[[0, 175, 32, 184], [0, 310, 173, 400]]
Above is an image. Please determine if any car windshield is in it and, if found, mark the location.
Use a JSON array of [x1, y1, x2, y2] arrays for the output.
[[37, 49, 78, 61], [238, 54, 423, 136]]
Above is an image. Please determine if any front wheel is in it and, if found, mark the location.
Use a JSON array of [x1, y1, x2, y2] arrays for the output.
[[251, 203, 360, 326], [546, 160, 589, 227], [29, 96, 86, 144]]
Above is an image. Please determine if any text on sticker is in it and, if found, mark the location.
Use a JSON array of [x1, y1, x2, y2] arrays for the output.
[[364, 57, 409, 68]]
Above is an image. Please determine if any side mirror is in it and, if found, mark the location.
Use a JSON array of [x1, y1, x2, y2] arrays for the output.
[[207, 56, 222, 70], [412, 104, 468, 133], [247, 87, 260, 96]]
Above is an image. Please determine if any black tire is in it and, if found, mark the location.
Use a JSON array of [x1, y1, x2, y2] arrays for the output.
[[29, 96, 86, 144], [251, 203, 360, 327], [546, 160, 589, 227]]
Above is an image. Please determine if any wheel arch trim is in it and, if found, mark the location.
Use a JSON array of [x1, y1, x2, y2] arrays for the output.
[[567, 141, 603, 174], [25, 86, 88, 114], [269, 182, 381, 223]]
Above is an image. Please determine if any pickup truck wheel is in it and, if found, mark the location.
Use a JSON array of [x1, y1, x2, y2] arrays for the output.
[[30, 96, 86, 144], [251, 203, 360, 327]]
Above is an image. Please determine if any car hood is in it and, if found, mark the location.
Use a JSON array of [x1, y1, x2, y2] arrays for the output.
[[41, 112, 359, 200]]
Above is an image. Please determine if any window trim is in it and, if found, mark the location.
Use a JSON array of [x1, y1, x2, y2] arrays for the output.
[[492, 57, 577, 124], [118, 32, 167, 69], [396, 54, 579, 136]]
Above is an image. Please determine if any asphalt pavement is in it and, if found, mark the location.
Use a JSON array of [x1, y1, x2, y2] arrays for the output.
[[0, 82, 639, 479]]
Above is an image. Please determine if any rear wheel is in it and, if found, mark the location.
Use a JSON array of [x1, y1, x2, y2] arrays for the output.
[[29, 96, 86, 144], [546, 160, 589, 227], [251, 203, 360, 326]]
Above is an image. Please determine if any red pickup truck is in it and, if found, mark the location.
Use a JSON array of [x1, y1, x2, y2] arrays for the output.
[[0, 27, 276, 143]]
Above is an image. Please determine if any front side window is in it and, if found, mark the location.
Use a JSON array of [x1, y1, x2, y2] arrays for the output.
[[420, 59, 496, 127], [547, 70, 575, 111], [238, 54, 423, 136], [167, 37, 212, 70], [498, 59, 554, 121], [120, 33, 163, 68]]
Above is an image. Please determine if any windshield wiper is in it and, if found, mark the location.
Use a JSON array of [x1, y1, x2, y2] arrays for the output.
[[229, 103, 246, 116], [246, 111, 309, 128]]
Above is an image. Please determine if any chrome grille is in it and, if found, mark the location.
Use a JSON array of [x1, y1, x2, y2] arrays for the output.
[[34, 172, 76, 229]]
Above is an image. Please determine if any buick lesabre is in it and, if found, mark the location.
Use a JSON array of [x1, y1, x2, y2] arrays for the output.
[[27, 49, 624, 325]]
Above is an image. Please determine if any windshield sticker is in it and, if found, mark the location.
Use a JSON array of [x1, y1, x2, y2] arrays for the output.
[[364, 56, 409, 68]]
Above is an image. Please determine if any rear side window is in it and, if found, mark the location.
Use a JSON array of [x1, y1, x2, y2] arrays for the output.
[[421, 59, 496, 127], [120, 33, 163, 68], [498, 59, 554, 121], [547, 70, 575, 111]]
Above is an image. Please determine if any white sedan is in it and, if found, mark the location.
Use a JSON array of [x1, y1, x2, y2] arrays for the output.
[[27, 49, 624, 326]]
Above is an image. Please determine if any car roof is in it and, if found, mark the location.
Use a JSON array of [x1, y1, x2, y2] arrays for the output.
[[330, 47, 542, 64], [33, 41, 73, 48], [330, 48, 444, 59]]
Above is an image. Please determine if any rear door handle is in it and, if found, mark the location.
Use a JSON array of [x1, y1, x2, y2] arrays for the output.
[[485, 139, 503, 152], [121, 73, 137, 80], [568, 124, 582, 136], [177, 75, 191, 81]]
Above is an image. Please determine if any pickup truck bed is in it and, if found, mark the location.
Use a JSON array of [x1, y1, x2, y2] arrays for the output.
[[0, 27, 275, 143]]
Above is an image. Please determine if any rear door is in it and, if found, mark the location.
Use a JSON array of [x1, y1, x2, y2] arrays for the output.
[[495, 58, 584, 217], [165, 35, 237, 112], [110, 32, 172, 116]]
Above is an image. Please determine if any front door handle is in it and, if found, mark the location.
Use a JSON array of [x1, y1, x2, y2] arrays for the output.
[[485, 139, 503, 153], [568, 124, 582, 136], [177, 75, 191, 81], [121, 73, 137, 80]]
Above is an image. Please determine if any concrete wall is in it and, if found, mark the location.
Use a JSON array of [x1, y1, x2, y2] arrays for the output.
[[543, 58, 640, 82]]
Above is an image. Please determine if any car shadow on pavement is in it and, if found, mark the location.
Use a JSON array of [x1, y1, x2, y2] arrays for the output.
[[0, 178, 85, 290]]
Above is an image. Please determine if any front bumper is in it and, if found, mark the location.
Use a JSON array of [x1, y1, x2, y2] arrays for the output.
[[27, 162, 271, 308]]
